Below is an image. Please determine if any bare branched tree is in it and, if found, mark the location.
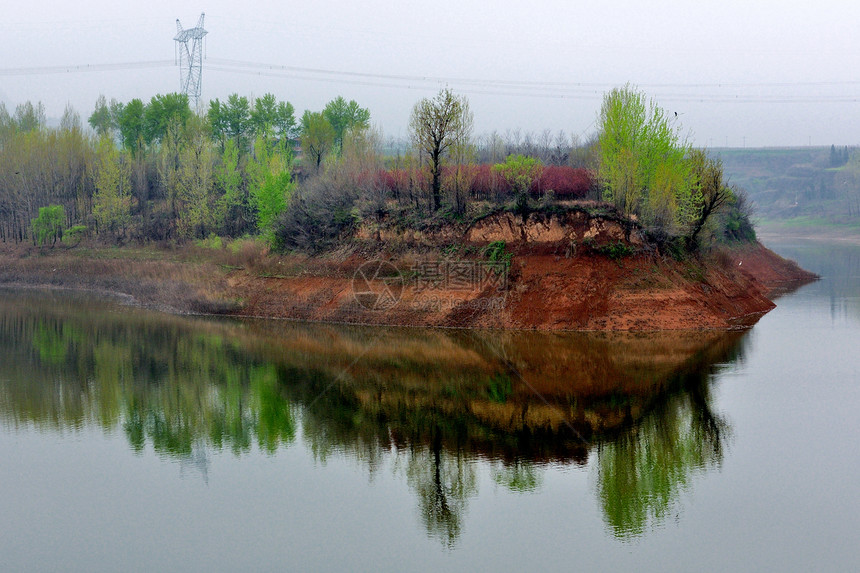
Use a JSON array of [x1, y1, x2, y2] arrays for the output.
[[409, 89, 474, 211]]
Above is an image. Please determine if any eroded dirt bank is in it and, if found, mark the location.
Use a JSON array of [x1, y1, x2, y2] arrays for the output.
[[225, 211, 815, 330], [0, 211, 815, 330]]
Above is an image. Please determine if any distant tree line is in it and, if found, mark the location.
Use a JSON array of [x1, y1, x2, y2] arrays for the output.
[[0, 93, 366, 245], [717, 146, 860, 224], [829, 144, 852, 168], [1, 86, 752, 253]]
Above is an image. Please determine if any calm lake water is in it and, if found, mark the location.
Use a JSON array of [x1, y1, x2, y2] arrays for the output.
[[1, 238, 858, 572]]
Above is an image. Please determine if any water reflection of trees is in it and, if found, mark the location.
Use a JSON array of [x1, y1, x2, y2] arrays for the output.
[[597, 363, 733, 540], [405, 432, 478, 547], [0, 289, 748, 545], [0, 290, 297, 457]]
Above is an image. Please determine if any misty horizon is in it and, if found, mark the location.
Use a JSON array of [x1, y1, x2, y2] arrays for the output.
[[2, 1, 859, 147]]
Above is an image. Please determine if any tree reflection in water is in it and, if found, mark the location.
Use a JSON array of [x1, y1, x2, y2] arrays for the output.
[[491, 459, 543, 493], [404, 430, 478, 547], [0, 288, 748, 545], [597, 362, 733, 540]]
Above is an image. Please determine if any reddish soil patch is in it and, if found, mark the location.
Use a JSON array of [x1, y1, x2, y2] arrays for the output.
[[223, 243, 797, 331], [727, 243, 818, 289]]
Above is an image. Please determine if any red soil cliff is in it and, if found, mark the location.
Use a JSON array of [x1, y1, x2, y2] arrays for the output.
[[226, 211, 815, 330]]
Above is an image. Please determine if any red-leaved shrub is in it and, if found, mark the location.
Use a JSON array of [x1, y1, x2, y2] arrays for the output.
[[375, 163, 593, 202], [532, 166, 592, 199]]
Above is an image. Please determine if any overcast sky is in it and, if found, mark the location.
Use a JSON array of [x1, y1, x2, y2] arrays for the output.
[[2, 0, 858, 147]]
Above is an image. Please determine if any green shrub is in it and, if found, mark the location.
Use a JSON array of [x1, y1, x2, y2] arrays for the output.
[[599, 242, 634, 260], [64, 225, 88, 245], [31, 205, 65, 246], [583, 238, 635, 260], [194, 233, 224, 250], [483, 240, 513, 269]]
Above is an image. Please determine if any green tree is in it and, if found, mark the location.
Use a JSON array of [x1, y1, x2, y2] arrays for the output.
[[88, 95, 113, 137], [92, 136, 132, 239], [58, 105, 81, 133], [14, 101, 45, 132], [597, 84, 691, 233], [222, 94, 252, 150], [109, 99, 124, 130], [409, 89, 474, 211], [157, 121, 184, 230], [322, 96, 370, 149], [0, 102, 12, 139], [249, 93, 278, 139], [493, 154, 543, 214], [208, 98, 229, 150], [117, 98, 146, 153], [30, 204, 65, 246], [300, 111, 336, 173], [250, 94, 297, 144], [214, 139, 247, 235], [248, 136, 295, 242], [686, 148, 732, 250], [175, 116, 215, 239], [143, 93, 191, 144], [275, 101, 297, 140]]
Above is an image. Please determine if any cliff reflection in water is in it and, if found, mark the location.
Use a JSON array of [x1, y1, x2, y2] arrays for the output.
[[0, 288, 745, 544]]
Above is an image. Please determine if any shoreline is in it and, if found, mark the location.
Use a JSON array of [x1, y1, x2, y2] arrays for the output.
[[0, 281, 773, 333], [0, 236, 816, 332], [757, 222, 860, 246]]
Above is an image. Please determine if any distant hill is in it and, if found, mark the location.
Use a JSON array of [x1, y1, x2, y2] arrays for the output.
[[715, 146, 860, 225]]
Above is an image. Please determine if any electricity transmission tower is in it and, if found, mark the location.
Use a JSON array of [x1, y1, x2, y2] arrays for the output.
[[174, 13, 207, 107]]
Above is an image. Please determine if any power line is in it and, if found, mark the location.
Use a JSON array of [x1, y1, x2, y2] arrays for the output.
[[0, 60, 174, 76], [206, 64, 606, 100], [207, 57, 860, 91], [1, 56, 858, 105], [207, 57, 608, 89], [207, 59, 859, 103]]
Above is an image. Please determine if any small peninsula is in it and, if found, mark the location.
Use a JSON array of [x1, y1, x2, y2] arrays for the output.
[[1, 86, 815, 329]]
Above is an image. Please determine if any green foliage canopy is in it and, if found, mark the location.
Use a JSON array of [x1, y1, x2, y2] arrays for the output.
[[117, 98, 146, 152], [88, 95, 113, 137], [493, 154, 543, 195], [598, 84, 692, 234], [322, 96, 371, 148], [143, 93, 191, 145], [210, 93, 298, 151], [92, 136, 132, 239], [248, 137, 296, 242], [250, 93, 297, 141], [13, 101, 45, 133], [493, 154, 543, 214]]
